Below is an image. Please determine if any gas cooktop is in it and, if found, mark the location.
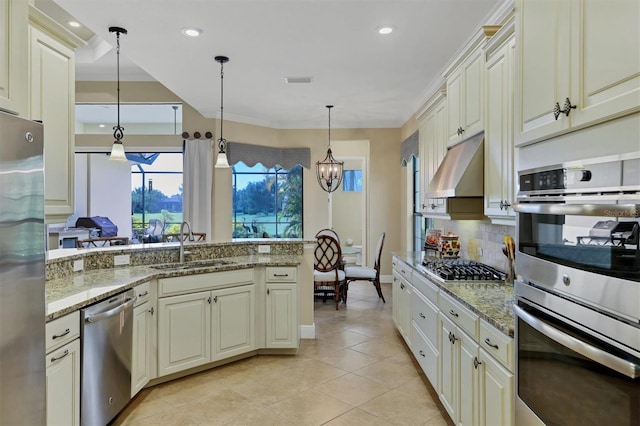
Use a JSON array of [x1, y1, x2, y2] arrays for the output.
[[421, 258, 505, 282]]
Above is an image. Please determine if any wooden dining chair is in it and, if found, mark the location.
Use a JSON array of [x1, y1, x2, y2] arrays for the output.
[[313, 234, 346, 310], [344, 232, 386, 303]]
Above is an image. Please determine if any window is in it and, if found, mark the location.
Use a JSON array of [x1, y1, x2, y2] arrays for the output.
[[342, 170, 362, 192], [131, 153, 183, 241], [75, 103, 183, 135], [413, 156, 428, 251], [232, 163, 303, 238]]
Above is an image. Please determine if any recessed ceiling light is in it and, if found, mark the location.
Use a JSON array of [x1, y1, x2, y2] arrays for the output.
[[377, 26, 395, 35], [99, 124, 105, 128], [67, 21, 82, 28], [181, 27, 202, 37], [284, 77, 313, 84]]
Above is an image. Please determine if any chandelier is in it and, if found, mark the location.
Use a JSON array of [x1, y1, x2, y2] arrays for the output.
[[214, 55, 230, 168], [315, 105, 343, 192]]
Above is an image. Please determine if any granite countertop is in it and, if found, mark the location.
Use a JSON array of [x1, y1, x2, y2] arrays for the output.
[[46, 254, 302, 322], [393, 252, 515, 337]]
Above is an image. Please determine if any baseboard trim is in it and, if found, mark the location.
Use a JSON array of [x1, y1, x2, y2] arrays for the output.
[[381, 274, 392, 283], [300, 323, 316, 339]]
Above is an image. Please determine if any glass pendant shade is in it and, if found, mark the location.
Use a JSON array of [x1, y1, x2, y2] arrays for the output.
[[215, 148, 229, 168], [315, 105, 343, 192], [110, 140, 127, 162]]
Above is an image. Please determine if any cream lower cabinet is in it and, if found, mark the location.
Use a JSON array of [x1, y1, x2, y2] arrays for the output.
[[157, 269, 256, 377], [392, 259, 412, 345], [45, 311, 80, 426], [478, 348, 513, 426], [410, 273, 440, 390], [265, 266, 299, 349], [131, 280, 157, 397]]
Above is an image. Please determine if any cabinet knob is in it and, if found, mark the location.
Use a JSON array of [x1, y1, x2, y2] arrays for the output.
[[500, 200, 511, 210], [149, 307, 154, 315], [267, 288, 270, 295], [430, 203, 437, 210], [562, 97, 577, 116], [553, 102, 562, 120], [473, 357, 482, 369], [208, 296, 212, 304]]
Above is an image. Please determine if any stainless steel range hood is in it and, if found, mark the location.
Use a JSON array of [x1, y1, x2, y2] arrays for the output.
[[424, 131, 484, 220]]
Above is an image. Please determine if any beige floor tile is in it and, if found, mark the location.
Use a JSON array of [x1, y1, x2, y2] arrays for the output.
[[349, 337, 406, 360], [394, 376, 433, 398], [229, 369, 312, 405], [422, 412, 454, 426], [185, 388, 264, 425], [323, 407, 394, 426], [359, 389, 442, 426], [316, 373, 391, 406], [112, 390, 174, 425], [268, 389, 353, 426], [354, 357, 422, 388], [223, 407, 297, 425], [317, 329, 373, 348], [310, 347, 379, 372], [125, 404, 200, 426]]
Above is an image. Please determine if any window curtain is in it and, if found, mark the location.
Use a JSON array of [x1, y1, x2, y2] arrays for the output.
[[227, 142, 311, 169], [182, 139, 213, 239], [400, 130, 419, 167]]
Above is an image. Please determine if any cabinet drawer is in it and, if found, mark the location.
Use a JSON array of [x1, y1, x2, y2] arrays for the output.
[[133, 281, 151, 306], [266, 267, 297, 282], [412, 272, 439, 305], [411, 323, 439, 390], [45, 311, 80, 353], [479, 320, 513, 371], [411, 289, 439, 347], [439, 291, 478, 339], [158, 268, 254, 296], [392, 259, 412, 282]]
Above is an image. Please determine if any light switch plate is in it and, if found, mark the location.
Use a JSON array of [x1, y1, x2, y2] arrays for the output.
[[114, 254, 130, 266], [258, 245, 271, 253], [73, 259, 84, 272]]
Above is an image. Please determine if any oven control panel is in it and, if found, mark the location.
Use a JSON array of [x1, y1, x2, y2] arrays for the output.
[[519, 168, 565, 192]]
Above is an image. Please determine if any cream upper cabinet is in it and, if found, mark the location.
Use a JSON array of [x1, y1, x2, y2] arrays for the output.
[[445, 29, 488, 145], [0, 0, 28, 115], [417, 88, 447, 214], [515, 0, 640, 146], [484, 23, 516, 223], [28, 8, 83, 220]]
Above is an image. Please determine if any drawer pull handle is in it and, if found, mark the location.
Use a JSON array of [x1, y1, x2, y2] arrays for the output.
[[449, 309, 459, 318], [138, 291, 149, 297], [419, 350, 426, 357], [419, 313, 426, 319], [51, 349, 70, 363], [273, 273, 289, 277], [474, 357, 482, 369], [484, 338, 499, 350], [52, 329, 70, 339]]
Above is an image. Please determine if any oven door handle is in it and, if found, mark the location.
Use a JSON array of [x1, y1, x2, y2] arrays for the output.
[[513, 203, 639, 217], [513, 304, 640, 379]]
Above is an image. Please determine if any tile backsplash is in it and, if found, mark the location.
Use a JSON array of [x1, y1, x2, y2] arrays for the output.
[[433, 219, 515, 272]]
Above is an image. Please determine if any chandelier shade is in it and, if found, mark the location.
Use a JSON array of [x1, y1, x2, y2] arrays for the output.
[[214, 55, 230, 168], [315, 105, 344, 192], [108, 26, 128, 162]]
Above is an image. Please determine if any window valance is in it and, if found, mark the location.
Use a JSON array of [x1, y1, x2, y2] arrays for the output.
[[227, 142, 310, 169], [400, 130, 419, 167]]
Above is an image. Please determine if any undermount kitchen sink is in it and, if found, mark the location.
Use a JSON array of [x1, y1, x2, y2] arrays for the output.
[[152, 259, 233, 271]]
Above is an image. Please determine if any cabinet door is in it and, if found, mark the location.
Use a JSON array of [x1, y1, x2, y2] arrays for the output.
[[515, 0, 571, 146], [132, 301, 151, 397], [569, 0, 640, 128], [46, 339, 80, 426], [158, 291, 211, 376], [459, 331, 480, 426], [439, 314, 458, 421], [479, 348, 514, 426], [447, 68, 464, 144], [266, 283, 298, 348], [0, 0, 27, 115], [29, 26, 75, 218], [485, 36, 516, 221], [211, 285, 255, 361], [462, 49, 484, 138]]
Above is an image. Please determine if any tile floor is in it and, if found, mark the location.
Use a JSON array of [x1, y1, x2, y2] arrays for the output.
[[113, 281, 452, 426]]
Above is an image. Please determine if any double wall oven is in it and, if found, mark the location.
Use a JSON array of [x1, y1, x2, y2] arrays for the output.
[[513, 153, 640, 426]]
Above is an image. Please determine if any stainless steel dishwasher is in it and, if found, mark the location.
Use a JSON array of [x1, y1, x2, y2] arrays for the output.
[[81, 289, 136, 426]]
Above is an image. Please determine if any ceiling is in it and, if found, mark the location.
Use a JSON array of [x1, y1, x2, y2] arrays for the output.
[[44, 0, 503, 129]]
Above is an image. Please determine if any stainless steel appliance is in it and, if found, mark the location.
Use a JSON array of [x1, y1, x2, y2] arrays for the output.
[[421, 258, 505, 282], [0, 111, 45, 425], [514, 152, 640, 426], [81, 289, 136, 426]]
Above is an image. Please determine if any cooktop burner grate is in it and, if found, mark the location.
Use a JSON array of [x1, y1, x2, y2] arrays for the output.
[[422, 259, 505, 281]]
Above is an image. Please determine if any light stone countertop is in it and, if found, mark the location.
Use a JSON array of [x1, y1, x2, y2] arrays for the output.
[[392, 252, 515, 337], [45, 254, 302, 322]]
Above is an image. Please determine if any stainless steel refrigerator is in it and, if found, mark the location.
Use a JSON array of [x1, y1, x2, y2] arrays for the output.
[[0, 110, 46, 425]]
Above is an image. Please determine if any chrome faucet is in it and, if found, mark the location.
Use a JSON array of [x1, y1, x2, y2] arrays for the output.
[[179, 221, 195, 263]]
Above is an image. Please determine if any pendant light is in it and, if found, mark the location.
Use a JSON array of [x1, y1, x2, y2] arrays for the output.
[[214, 55, 230, 168], [315, 105, 344, 192], [108, 26, 128, 162]]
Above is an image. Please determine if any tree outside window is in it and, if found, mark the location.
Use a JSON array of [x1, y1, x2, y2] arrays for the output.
[[232, 163, 303, 238]]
